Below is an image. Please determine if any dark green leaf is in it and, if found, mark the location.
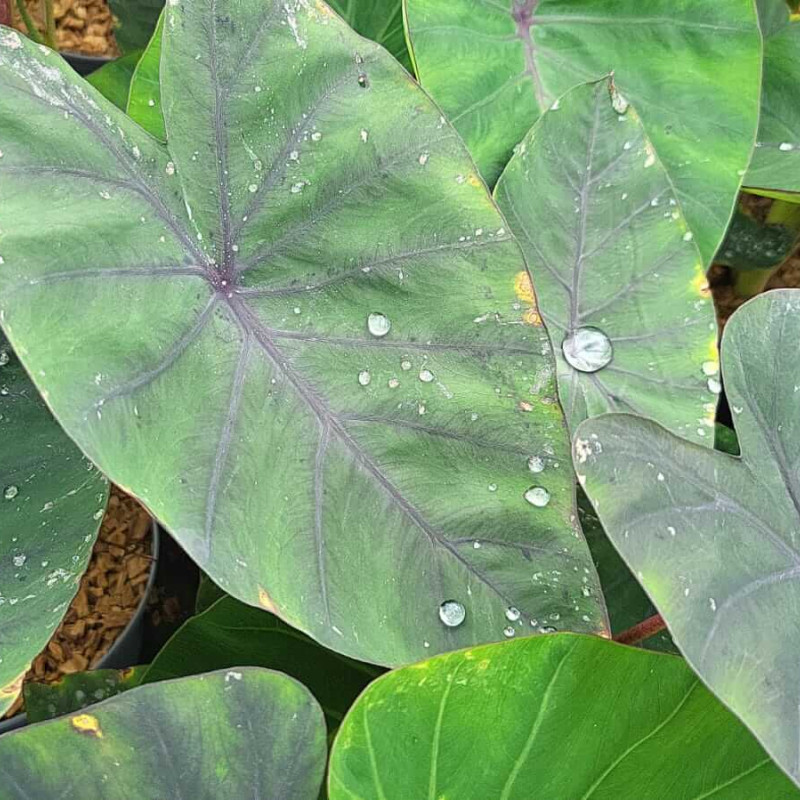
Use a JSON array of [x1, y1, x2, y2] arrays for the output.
[[495, 79, 718, 442], [404, 0, 762, 264], [23, 667, 145, 723], [329, 634, 797, 799], [328, 0, 411, 70], [715, 206, 798, 270], [108, 0, 163, 52], [575, 289, 800, 787], [0, 6, 605, 668], [126, 12, 165, 139], [0, 334, 107, 717], [86, 51, 142, 110], [0, 668, 327, 799]]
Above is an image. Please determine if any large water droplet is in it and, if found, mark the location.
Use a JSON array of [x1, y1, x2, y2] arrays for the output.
[[503, 625, 516, 638], [438, 599, 466, 628], [562, 327, 613, 373], [419, 369, 434, 383], [505, 606, 521, 622], [357, 370, 371, 386], [524, 486, 550, 508], [707, 377, 721, 395], [527, 455, 545, 473], [367, 312, 391, 338], [4, 485, 18, 500]]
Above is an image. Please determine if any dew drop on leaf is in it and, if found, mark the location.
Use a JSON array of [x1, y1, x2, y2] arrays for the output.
[[561, 327, 613, 373], [524, 486, 550, 508], [357, 370, 371, 387], [4, 485, 18, 500], [438, 599, 466, 628], [503, 626, 516, 638], [367, 312, 391, 338], [505, 606, 521, 622], [527, 455, 545, 473], [419, 369, 434, 383]]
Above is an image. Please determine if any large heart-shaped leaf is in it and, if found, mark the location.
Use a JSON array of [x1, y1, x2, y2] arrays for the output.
[[329, 634, 798, 799], [0, 334, 107, 717], [403, 0, 762, 263], [0, 668, 327, 799], [745, 1, 800, 201], [0, 2, 606, 669], [142, 595, 381, 728], [494, 79, 718, 442], [574, 289, 800, 787]]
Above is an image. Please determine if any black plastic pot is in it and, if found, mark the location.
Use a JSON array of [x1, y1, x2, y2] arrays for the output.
[[0, 521, 160, 735], [62, 51, 112, 77]]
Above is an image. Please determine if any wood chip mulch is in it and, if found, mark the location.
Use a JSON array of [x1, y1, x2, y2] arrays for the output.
[[2, 487, 153, 719]]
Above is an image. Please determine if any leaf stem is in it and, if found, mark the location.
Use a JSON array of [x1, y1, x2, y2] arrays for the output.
[[42, 0, 56, 49], [614, 613, 666, 646], [15, 0, 43, 43]]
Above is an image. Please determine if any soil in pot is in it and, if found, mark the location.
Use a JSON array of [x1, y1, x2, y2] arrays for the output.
[[1, 486, 153, 720], [11, 0, 118, 56]]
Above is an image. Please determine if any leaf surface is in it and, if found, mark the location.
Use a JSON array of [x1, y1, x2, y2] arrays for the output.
[[404, 0, 762, 263], [0, 668, 326, 799], [0, 334, 107, 717], [329, 634, 798, 799], [0, 5, 605, 668], [575, 289, 800, 787], [495, 80, 717, 442]]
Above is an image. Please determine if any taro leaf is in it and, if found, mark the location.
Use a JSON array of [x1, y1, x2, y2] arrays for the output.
[[0, 3, 607, 670], [574, 289, 800, 787], [494, 79, 718, 443], [745, 2, 800, 201], [0, 668, 327, 799], [126, 12, 165, 139], [404, 0, 761, 264], [0, 334, 108, 718], [328, 633, 798, 799], [328, 0, 411, 71], [107, 0, 163, 53], [195, 570, 225, 613], [86, 50, 142, 111], [715, 205, 798, 271], [142, 595, 382, 728], [23, 666, 145, 723]]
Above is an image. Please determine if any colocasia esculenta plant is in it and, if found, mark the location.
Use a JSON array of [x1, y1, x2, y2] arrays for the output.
[[0, 0, 799, 797]]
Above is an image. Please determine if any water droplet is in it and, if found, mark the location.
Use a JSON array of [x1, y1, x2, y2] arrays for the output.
[[779, 142, 795, 151], [360, 129, 369, 143], [527, 455, 545, 473], [357, 73, 368, 88], [4, 485, 18, 500], [367, 312, 391, 338], [147, 98, 155, 107], [12, 554, 25, 567], [701, 360, 718, 376], [165, 161, 175, 176], [707, 377, 721, 395], [387, 378, 399, 389], [539, 625, 557, 634], [438, 599, 466, 627], [683, 231, 694, 242], [418, 152, 429, 166], [0, 350, 8, 367], [400, 359, 412, 371], [561, 327, 613, 373], [488, 483, 497, 492], [290, 181, 307, 194], [581, 586, 592, 597], [524, 486, 550, 507], [503, 626, 516, 638], [358, 370, 371, 387], [505, 606, 520, 622], [419, 369, 434, 383], [311, 131, 322, 142], [248, 183, 258, 193]]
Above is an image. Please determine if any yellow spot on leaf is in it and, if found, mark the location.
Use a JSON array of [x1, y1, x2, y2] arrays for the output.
[[314, 0, 332, 14], [258, 586, 278, 613], [523, 308, 543, 326], [477, 659, 491, 671], [514, 271, 535, 305], [691, 265, 710, 297], [0, 668, 28, 702], [71, 714, 103, 738], [467, 174, 482, 188], [706, 336, 719, 366]]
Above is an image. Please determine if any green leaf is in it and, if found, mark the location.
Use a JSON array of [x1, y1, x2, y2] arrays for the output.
[[328, 0, 412, 71], [195, 570, 225, 613], [494, 79, 718, 443], [23, 667, 145, 723], [0, 334, 108, 717], [329, 634, 798, 799], [0, 6, 606, 669], [142, 595, 382, 728], [404, 0, 762, 264], [0, 668, 327, 798], [126, 13, 165, 139], [745, 3, 800, 198], [715, 205, 798, 270], [107, 0, 163, 53], [86, 51, 142, 111], [574, 289, 800, 788]]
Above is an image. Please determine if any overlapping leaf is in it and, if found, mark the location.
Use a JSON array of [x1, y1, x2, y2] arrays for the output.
[[0, 1, 606, 669], [329, 634, 797, 799], [403, 0, 761, 263], [575, 289, 800, 787], [0, 669, 327, 799], [495, 80, 718, 442], [0, 334, 107, 717], [745, 1, 800, 201]]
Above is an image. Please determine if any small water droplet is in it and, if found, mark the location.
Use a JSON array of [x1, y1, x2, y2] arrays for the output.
[[360, 129, 369, 143], [358, 370, 371, 386], [438, 599, 466, 627], [248, 183, 258, 193], [388, 378, 399, 389], [418, 152, 429, 166], [488, 483, 497, 492], [524, 486, 550, 507], [561, 327, 613, 373], [0, 350, 8, 367], [505, 606, 520, 622], [707, 377, 721, 395], [527, 455, 545, 473], [539, 625, 557, 634], [3, 485, 18, 500], [779, 142, 795, 151], [165, 161, 175, 176], [12, 554, 25, 567], [311, 131, 322, 142], [701, 360, 718, 376], [401, 359, 412, 371], [683, 231, 694, 242], [419, 369, 434, 383], [367, 312, 391, 338], [503, 625, 516, 638]]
